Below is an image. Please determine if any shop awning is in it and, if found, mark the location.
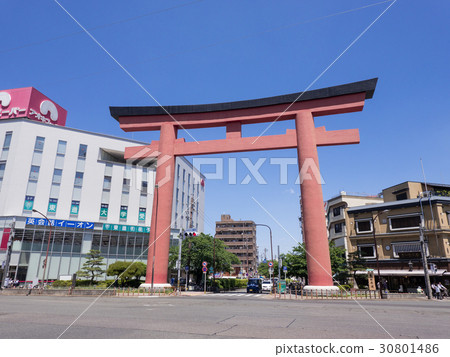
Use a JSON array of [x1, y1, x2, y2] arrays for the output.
[[393, 243, 421, 253]]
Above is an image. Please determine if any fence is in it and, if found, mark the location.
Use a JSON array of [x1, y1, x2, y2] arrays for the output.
[[115, 287, 176, 297], [274, 288, 380, 300]]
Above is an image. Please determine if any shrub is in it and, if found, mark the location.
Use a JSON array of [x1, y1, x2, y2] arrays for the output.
[[51, 280, 72, 288]]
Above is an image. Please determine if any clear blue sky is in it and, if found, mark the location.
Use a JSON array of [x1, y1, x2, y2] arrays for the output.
[[2, 0, 450, 258]]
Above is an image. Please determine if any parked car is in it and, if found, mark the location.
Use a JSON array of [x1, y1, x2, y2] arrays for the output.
[[247, 278, 262, 293], [262, 280, 273, 293]]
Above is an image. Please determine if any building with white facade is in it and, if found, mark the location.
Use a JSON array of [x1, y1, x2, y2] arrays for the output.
[[0, 87, 204, 285], [325, 192, 383, 256]]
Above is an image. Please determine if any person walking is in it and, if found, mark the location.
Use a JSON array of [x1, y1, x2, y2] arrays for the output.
[[434, 283, 442, 300]]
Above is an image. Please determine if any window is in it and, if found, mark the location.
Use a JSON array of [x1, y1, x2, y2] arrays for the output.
[[57, 140, 67, 155], [52, 169, 62, 184], [333, 207, 342, 217], [358, 244, 376, 258], [122, 178, 130, 193], [29, 165, 40, 181], [356, 220, 372, 233], [78, 144, 87, 159], [389, 215, 421, 230], [396, 192, 408, 201], [34, 137, 45, 152], [103, 176, 112, 190], [74, 172, 84, 187], [2, 132, 12, 149], [0, 162, 5, 179], [141, 181, 148, 194], [334, 222, 343, 233]]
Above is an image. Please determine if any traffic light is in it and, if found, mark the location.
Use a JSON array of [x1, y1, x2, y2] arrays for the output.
[[184, 231, 198, 237]]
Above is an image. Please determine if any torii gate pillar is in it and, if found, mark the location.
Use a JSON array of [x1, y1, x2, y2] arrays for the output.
[[295, 111, 333, 288], [110, 78, 378, 290]]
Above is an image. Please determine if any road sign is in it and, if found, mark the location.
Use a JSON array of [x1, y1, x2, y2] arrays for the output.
[[209, 267, 213, 273], [185, 266, 189, 272], [268, 268, 274, 274], [268, 261, 273, 268], [283, 266, 287, 272], [202, 261, 208, 267], [202, 267, 207, 273]]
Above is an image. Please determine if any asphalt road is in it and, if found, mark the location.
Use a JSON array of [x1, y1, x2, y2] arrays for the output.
[[0, 292, 448, 339]]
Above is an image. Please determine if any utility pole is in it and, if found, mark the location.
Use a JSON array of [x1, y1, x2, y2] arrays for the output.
[[277, 245, 281, 281], [419, 193, 433, 300], [176, 230, 184, 294]]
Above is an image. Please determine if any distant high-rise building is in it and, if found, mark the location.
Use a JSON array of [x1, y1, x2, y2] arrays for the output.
[[215, 214, 257, 276]]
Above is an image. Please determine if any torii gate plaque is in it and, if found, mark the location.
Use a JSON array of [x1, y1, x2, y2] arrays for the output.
[[110, 78, 377, 290]]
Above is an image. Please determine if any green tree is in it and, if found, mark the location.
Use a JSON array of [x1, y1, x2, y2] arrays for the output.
[[106, 261, 147, 286], [77, 250, 106, 284], [169, 233, 240, 284], [122, 262, 147, 282], [346, 251, 367, 288], [281, 241, 347, 283]]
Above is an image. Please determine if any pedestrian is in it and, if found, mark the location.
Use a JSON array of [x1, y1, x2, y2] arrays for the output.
[[431, 283, 437, 299], [382, 279, 388, 294], [398, 284, 403, 293], [438, 282, 448, 298], [417, 286, 423, 294], [435, 282, 443, 300]]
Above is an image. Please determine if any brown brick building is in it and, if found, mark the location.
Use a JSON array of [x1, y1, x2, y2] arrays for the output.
[[215, 214, 257, 276]]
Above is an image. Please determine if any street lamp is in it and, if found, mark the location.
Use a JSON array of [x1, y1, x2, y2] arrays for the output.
[[255, 223, 274, 293], [32, 209, 53, 290], [371, 209, 389, 299]]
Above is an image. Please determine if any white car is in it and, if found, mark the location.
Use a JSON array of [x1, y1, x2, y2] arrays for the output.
[[262, 280, 273, 293]]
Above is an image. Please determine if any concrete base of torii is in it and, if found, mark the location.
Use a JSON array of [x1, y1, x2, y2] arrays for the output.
[[139, 283, 172, 290], [303, 285, 340, 293]]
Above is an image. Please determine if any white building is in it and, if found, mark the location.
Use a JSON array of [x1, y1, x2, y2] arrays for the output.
[[325, 191, 383, 256], [0, 88, 204, 284]]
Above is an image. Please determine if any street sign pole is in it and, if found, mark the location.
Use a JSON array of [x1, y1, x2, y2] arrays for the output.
[[204, 272, 206, 293]]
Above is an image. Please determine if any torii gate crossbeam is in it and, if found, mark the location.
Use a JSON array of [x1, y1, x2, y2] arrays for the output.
[[110, 78, 377, 290]]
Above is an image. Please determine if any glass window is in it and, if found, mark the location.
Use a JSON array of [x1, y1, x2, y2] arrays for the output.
[[103, 176, 111, 190], [333, 207, 342, 217], [63, 232, 74, 253], [100, 234, 109, 255], [122, 178, 130, 193], [109, 235, 118, 256], [334, 223, 343, 233], [358, 245, 375, 258], [72, 233, 82, 253], [118, 236, 126, 255], [57, 140, 67, 155], [31, 231, 44, 252], [3, 132, 12, 149], [78, 144, 88, 159], [92, 234, 102, 251], [141, 181, 148, 194], [126, 236, 135, 256], [390, 215, 421, 230], [29, 165, 40, 181], [356, 220, 372, 233], [52, 231, 64, 253], [74, 172, 84, 186], [52, 169, 62, 184], [0, 162, 5, 179], [34, 137, 45, 152]]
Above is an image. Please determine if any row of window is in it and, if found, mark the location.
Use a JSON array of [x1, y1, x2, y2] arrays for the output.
[[357, 242, 422, 259], [331, 214, 430, 235]]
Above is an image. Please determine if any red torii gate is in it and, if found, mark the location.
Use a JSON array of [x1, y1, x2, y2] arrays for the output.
[[110, 78, 377, 290]]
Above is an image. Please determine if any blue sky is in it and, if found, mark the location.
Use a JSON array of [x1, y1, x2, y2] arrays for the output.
[[2, 0, 450, 258]]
